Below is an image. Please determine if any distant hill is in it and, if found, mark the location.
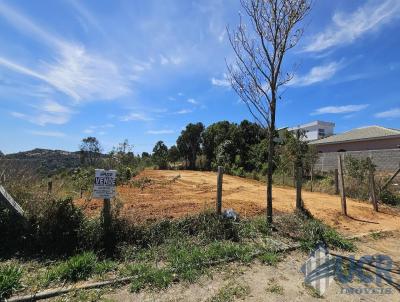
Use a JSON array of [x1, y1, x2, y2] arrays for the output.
[[0, 148, 82, 178]]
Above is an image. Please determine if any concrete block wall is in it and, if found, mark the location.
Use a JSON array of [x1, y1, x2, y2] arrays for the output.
[[314, 148, 400, 173]]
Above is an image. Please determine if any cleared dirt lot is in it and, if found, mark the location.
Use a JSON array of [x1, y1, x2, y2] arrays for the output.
[[77, 169, 400, 236]]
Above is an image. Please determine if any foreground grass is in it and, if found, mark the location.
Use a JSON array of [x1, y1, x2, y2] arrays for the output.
[[2, 211, 354, 299], [0, 263, 22, 299]]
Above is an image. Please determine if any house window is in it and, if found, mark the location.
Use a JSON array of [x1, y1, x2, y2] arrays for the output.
[[318, 128, 325, 137]]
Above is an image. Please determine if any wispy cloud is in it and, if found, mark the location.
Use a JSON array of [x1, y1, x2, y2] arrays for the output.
[[120, 112, 153, 122], [374, 108, 400, 118], [311, 104, 369, 115], [187, 98, 198, 105], [0, 3, 130, 102], [146, 129, 174, 134], [10, 100, 73, 126], [28, 130, 66, 137], [304, 0, 400, 52], [289, 62, 342, 87], [211, 74, 230, 87], [174, 109, 192, 114]]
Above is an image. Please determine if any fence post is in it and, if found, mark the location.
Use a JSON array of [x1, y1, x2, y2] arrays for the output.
[[310, 165, 314, 192], [369, 170, 378, 212], [47, 180, 53, 194], [334, 169, 339, 195], [338, 155, 347, 216], [216, 166, 224, 215], [296, 166, 303, 210], [103, 198, 112, 255]]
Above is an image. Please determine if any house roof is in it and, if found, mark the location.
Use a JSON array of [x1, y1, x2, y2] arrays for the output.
[[309, 126, 400, 145]]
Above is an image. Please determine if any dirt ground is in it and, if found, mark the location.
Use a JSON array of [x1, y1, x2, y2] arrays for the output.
[[76, 170, 400, 236], [105, 231, 400, 302]]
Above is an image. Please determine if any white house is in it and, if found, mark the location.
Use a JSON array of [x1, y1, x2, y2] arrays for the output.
[[288, 121, 335, 141]]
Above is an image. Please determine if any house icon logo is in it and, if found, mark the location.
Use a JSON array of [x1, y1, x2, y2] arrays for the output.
[[301, 243, 336, 295]]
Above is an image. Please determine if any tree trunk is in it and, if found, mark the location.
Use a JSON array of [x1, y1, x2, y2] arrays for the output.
[[266, 99, 276, 224]]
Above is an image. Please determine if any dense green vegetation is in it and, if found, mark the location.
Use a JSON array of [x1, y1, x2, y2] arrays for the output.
[[0, 207, 353, 298]]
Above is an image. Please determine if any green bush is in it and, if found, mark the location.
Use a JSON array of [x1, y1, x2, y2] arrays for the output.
[[45, 252, 111, 284], [34, 198, 86, 255], [379, 189, 400, 206], [300, 219, 355, 252], [0, 264, 22, 299]]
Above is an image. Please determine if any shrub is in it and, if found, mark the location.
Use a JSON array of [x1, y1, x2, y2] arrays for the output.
[[0, 264, 22, 299], [379, 189, 400, 206], [45, 252, 107, 284], [35, 198, 85, 255], [300, 219, 355, 252]]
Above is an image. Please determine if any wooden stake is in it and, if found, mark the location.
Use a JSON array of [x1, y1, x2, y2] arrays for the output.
[[296, 166, 303, 210], [334, 168, 339, 195], [338, 155, 347, 216], [47, 180, 53, 194], [216, 166, 224, 215], [310, 165, 314, 192], [369, 170, 378, 212], [103, 198, 112, 255]]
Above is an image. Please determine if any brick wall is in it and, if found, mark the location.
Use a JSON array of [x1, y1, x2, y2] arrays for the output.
[[315, 149, 400, 172]]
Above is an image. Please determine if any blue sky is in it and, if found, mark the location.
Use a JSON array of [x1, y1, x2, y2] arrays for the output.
[[0, 0, 399, 154]]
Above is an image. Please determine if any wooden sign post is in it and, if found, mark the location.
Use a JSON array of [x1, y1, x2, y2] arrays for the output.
[[216, 166, 224, 215], [337, 155, 347, 216], [93, 169, 117, 255]]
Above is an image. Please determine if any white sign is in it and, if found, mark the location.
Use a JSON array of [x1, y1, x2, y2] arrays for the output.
[[93, 169, 117, 199]]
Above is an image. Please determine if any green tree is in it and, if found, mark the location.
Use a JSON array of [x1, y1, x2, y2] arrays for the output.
[[152, 141, 169, 169], [177, 123, 204, 170], [168, 145, 181, 166], [79, 137, 102, 166], [202, 121, 236, 169], [227, 0, 311, 223]]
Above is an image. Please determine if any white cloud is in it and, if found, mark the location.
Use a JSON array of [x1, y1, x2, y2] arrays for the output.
[[120, 112, 153, 122], [160, 54, 182, 66], [304, 0, 400, 52], [10, 100, 73, 126], [28, 130, 66, 137], [311, 104, 369, 115], [146, 129, 174, 134], [39, 100, 72, 114], [211, 74, 230, 87], [0, 3, 130, 102], [289, 62, 342, 87], [374, 108, 400, 118], [174, 109, 192, 114], [187, 98, 198, 105]]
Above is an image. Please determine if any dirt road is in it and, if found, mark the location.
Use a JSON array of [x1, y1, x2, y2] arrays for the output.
[[77, 170, 400, 236]]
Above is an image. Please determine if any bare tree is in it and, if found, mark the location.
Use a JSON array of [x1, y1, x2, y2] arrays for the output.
[[227, 0, 310, 224]]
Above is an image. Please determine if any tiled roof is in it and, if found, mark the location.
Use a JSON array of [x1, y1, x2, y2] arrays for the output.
[[310, 126, 400, 145]]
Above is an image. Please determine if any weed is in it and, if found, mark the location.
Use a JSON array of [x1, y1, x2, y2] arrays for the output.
[[258, 252, 279, 265], [45, 252, 112, 284], [370, 232, 382, 240], [0, 263, 23, 299], [265, 278, 283, 295], [304, 283, 323, 298], [208, 281, 250, 302], [125, 263, 174, 292]]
